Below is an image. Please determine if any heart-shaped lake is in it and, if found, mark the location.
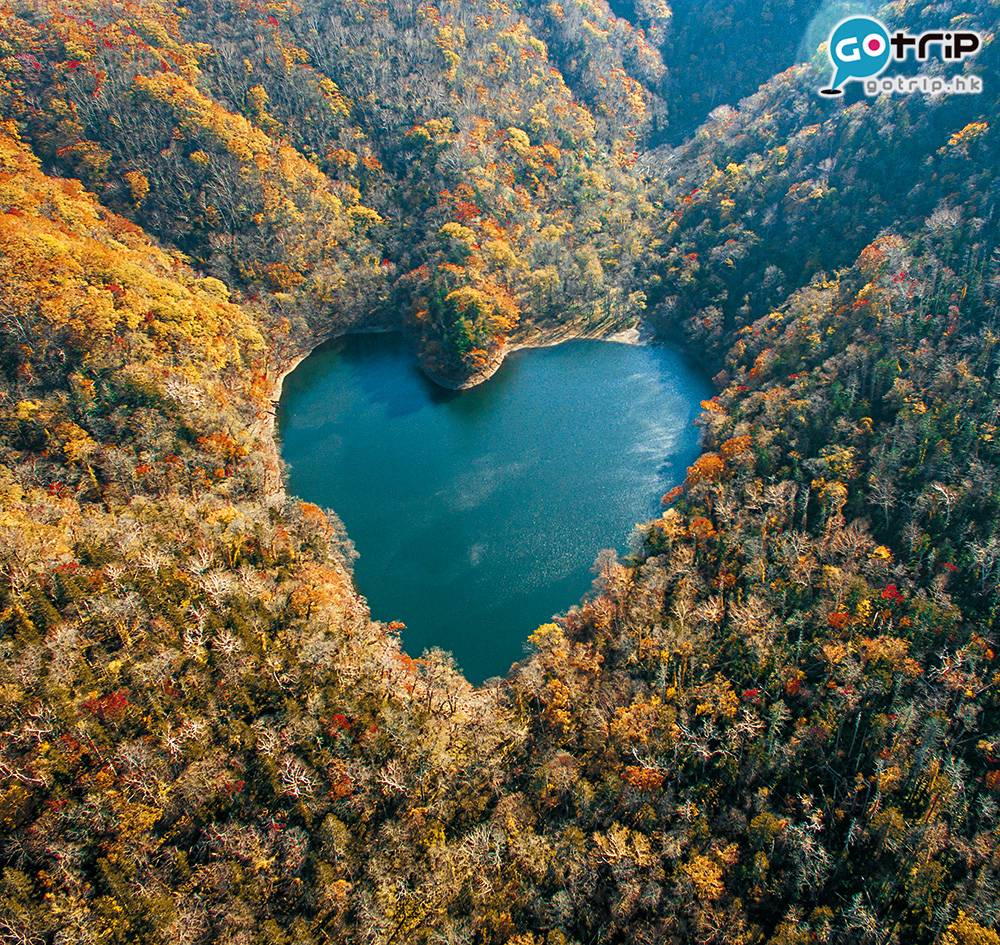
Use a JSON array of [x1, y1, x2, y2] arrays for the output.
[[277, 332, 710, 683]]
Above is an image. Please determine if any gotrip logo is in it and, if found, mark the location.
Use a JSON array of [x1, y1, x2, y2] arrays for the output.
[[819, 16, 982, 96]]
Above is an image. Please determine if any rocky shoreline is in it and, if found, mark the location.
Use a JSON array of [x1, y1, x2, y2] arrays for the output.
[[422, 319, 647, 390]]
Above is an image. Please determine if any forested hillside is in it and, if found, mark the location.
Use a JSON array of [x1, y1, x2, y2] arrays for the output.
[[1, 0, 998, 943], [0, 0, 664, 382]]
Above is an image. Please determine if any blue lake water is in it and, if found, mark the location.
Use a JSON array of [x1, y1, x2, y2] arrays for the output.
[[277, 333, 709, 683]]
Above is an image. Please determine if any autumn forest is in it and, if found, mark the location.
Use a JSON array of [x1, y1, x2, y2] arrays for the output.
[[0, 0, 998, 943]]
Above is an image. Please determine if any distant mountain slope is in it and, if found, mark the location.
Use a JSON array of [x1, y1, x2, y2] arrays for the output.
[[641, 0, 996, 357], [654, 0, 824, 142]]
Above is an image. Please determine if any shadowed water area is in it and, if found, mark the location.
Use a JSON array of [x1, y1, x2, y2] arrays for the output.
[[278, 333, 710, 683]]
